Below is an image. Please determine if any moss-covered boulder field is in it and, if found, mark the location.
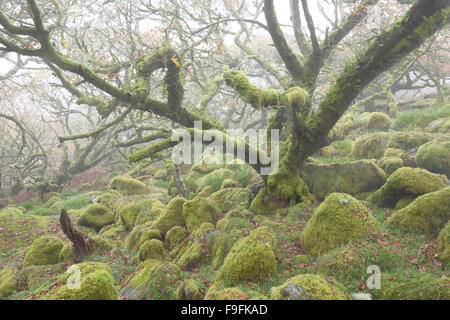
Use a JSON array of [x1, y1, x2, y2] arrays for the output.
[[0, 0, 449, 302]]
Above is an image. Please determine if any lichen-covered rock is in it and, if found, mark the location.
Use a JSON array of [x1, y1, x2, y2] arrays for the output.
[[387, 187, 450, 234], [372, 272, 449, 300], [437, 223, 449, 265], [362, 112, 391, 131], [120, 260, 181, 300], [110, 176, 149, 196], [151, 197, 186, 236], [183, 196, 219, 233], [415, 141, 450, 177], [270, 274, 348, 300], [369, 167, 448, 207], [138, 239, 165, 261], [387, 132, 431, 151], [352, 133, 390, 159], [300, 193, 377, 254], [78, 203, 114, 231], [176, 279, 203, 300], [216, 227, 277, 284], [0, 266, 18, 300], [48, 262, 118, 300], [166, 226, 188, 249], [24, 236, 64, 267], [301, 160, 386, 200], [377, 156, 404, 177]]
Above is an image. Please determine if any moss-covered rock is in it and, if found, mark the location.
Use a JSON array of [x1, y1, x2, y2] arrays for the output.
[[301, 160, 386, 200], [0, 266, 18, 300], [176, 279, 203, 300], [152, 197, 186, 236], [352, 133, 390, 159], [216, 227, 277, 284], [377, 156, 404, 177], [110, 176, 149, 196], [183, 196, 219, 233], [125, 225, 161, 250], [437, 222, 449, 265], [96, 190, 122, 208], [196, 169, 234, 194], [24, 236, 64, 267], [387, 132, 431, 151], [394, 196, 415, 210], [204, 282, 250, 300], [78, 203, 114, 231], [387, 187, 450, 234], [369, 167, 448, 207], [209, 188, 252, 214], [48, 262, 118, 300], [315, 242, 405, 289], [362, 112, 391, 131], [119, 202, 150, 231], [221, 179, 239, 189], [270, 274, 349, 300], [139, 239, 165, 261], [372, 272, 449, 300], [154, 168, 167, 179], [300, 193, 377, 254], [175, 223, 214, 268], [120, 260, 181, 300], [384, 148, 406, 158], [415, 141, 450, 177], [166, 226, 188, 249], [185, 161, 218, 183]]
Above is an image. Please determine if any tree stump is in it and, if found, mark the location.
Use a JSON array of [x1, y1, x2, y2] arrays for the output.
[[60, 209, 92, 263]]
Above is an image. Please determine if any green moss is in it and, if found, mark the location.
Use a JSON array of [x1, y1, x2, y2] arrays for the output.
[[352, 133, 390, 159], [387, 132, 431, 150], [209, 188, 252, 214], [77, 203, 114, 231], [125, 226, 161, 250], [377, 156, 404, 177], [154, 169, 167, 179], [415, 141, 450, 177], [48, 262, 118, 300], [302, 160, 386, 200], [387, 187, 450, 234], [216, 227, 277, 284], [197, 169, 234, 194], [176, 279, 203, 300], [300, 193, 378, 254], [394, 196, 415, 210], [119, 202, 150, 231], [437, 222, 449, 265], [185, 162, 217, 183], [0, 208, 54, 254], [369, 167, 448, 207], [120, 260, 181, 300], [0, 266, 18, 300], [315, 242, 405, 289], [96, 190, 122, 208], [166, 226, 188, 249], [24, 236, 64, 267], [362, 112, 391, 131], [384, 148, 406, 158], [110, 176, 149, 196], [139, 239, 165, 261], [270, 274, 349, 300], [183, 196, 219, 233], [221, 179, 239, 189], [152, 197, 186, 236], [373, 272, 449, 300], [204, 282, 250, 300], [44, 196, 60, 208], [175, 223, 214, 268]]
